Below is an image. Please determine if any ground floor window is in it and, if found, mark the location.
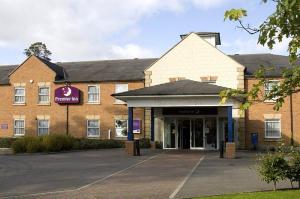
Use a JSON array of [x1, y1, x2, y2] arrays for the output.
[[38, 119, 49, 136], [265, 119, 281, 138], [87, 119, 100, 138], [115, 119, 127, 137], [14, 119, 25, 136]]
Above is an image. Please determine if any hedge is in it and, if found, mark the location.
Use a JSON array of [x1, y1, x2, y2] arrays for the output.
[[0, 138, 17, 148], [8, 135, 124, 153]]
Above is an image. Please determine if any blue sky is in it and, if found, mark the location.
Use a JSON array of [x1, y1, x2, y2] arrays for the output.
[[0, 0, 287, 65]]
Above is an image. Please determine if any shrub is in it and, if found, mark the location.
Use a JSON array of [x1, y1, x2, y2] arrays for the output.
[[257, 153, 289, 191], [12, 137, 27, 153], [155, 141, 163, 149], [26, 136, 44, 153], [0, 138, 17, 148], [139, 138, 151, 148], [42, 134, 74, 152], [287, 153, 300, 189]]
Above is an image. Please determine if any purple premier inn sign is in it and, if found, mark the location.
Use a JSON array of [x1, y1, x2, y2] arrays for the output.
[[55, 86, 80, 104]]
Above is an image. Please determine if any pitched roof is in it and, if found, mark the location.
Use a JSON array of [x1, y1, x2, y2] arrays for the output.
[[36, 57, 65, 80], [0, 54, 297, 85], [112, 79, 227, 97], [229, 54, 300, 77], [57, 58, 156, 82], [0, 65, 15, 85]]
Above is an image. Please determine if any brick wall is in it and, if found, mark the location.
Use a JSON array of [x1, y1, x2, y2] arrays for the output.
[[245, 78, 300, 149], [0, 56, 145, 139]]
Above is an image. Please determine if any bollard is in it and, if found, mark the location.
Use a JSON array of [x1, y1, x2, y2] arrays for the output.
[[134, 140, 140, 156], [220, 140, 224, 158]]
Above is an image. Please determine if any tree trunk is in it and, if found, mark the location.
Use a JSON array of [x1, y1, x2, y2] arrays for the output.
[[298, 181, 300, 189], [290, 180, 294, 189], [274, 181, 277, 191]]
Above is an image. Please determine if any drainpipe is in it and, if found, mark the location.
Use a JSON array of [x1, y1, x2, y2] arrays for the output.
[[290, 93, 294, 146]]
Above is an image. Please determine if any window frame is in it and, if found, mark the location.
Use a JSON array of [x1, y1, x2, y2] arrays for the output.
[[86, 119, 100, 138], [115, 119, 128, 138], [14, 86, 26, 104], [264, 80, 280, 102], [37, 119, 50, 136], [264, 118, 281, 139], [114, 84, 128, 104], [87, 85, 100, 104], [38, 86, 50, 104], [14, 119, 25, 136]]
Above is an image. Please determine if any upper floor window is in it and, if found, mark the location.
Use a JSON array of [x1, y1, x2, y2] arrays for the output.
[[38, 86, 50, 104], [14, 119, 25, 136], [87, 119, 100, 138], [115, 84, 128, 104], [264, 80, 280, 101], [265, 118, 281, 139], [38, 119, 49, 136], [88, 85, 100, 103], [14, 87, 25, 104]]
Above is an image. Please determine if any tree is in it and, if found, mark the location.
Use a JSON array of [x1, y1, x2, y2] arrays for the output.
[[24, 42, 52, 61], [220, 0, 300, 111]]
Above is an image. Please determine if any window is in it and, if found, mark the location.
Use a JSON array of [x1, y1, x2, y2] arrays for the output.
[[115, 84, 128, 104], [14, 119, 25, 136], [88, 85, 100, 103], [264, 80, 279, 101], [14, 87, 25, 104], [38, 86, 50, 104], [265, 119, 281, 138], [38, 119, 49, 136], [87, 119, 100, 137], [115, 119, 127, 137]]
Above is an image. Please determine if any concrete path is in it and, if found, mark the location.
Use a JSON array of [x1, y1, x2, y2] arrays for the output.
[[176, 151, 290, 198], [1, 150, 291, 199]]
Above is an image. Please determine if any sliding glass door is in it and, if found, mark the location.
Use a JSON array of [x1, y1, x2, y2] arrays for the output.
[[191, 119, 204, 149]]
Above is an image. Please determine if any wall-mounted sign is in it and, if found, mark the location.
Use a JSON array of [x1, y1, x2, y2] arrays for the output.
[[133, 120, 141, 134], [0, 124, 8, 129], [55, 86, 80, 104], [162, 107, 218, 115]]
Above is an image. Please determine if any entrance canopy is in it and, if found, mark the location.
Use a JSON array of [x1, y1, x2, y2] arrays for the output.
[[112, 79, 234, 107]]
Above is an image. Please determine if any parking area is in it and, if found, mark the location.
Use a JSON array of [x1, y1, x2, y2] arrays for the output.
[[0, 150, 290, 199]]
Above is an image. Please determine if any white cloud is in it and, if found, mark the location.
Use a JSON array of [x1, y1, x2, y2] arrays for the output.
[[191, 0, 229, 9], [110, 44, 154, 59], [0, 0, 226, 63], [222, 37, 289, 55]]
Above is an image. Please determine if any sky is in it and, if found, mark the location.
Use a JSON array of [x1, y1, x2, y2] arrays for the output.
[[0, 0, 289, 65]]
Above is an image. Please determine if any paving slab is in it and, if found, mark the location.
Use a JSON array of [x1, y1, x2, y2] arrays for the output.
[[176, 151, 290, 198]]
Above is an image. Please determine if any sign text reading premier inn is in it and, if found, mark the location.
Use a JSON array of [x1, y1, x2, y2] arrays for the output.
[[55, 86, 80, 104]]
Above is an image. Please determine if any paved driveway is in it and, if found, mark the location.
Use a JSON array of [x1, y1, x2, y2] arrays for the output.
[[0, 150, 290, 199]]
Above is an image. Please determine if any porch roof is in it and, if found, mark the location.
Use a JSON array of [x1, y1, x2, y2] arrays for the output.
[[112, 79, 227, 97]]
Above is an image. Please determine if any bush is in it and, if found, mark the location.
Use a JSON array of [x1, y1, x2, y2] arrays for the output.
[[0, 138, 17, 148], [287, 153, 300, 189], [139, 138, 151, 148], [257, 153, 289, 191], [42, 134, 74, 152], [11, 135, 125, 154], [155, 141, 163, 149]]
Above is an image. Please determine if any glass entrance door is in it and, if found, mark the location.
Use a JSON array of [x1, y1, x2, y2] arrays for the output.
[[191, 119, 204, 149], [164, 118, 177, 149], [178, 120, 190, 149], [204, 117, 217, 149]]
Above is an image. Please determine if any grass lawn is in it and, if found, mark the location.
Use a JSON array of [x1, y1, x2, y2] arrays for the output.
[[195, 190, 300, 199]]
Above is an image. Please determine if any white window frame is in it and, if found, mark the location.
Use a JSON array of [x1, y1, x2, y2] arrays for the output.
[[114, 84, 128, 104], [264, 80, 280, 102], [86, 119, 100, 138], [87, 85, 100, 104], [265, 118, 281, 139], [14, 86, 25, 104], [37, 119, 50, 136], [115, 119, 128, 138], [14, 119, 25, 136], [38, 86, 50, 104]]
